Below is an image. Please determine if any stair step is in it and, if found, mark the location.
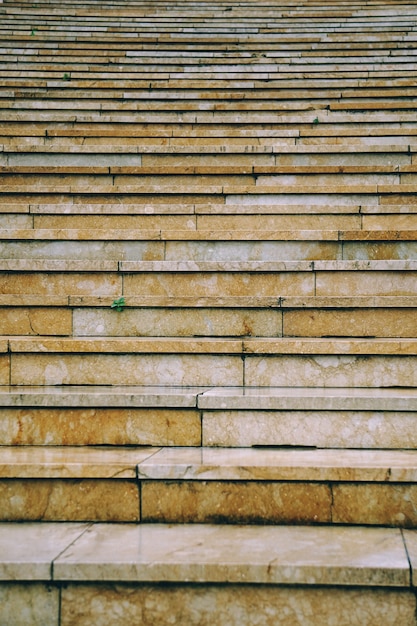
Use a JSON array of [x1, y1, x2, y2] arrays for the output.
[[2, 446, 417, 525], [0, 384, 415, 448], [1, 522, 415, 625], [2, 337, 417, 387]]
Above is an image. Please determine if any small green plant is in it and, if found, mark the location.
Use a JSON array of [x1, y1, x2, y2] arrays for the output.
[[63, 73, 71, 81], [313, 116, 319, 125], [111, 297, 126, 312], [30, 28, 37, 36]]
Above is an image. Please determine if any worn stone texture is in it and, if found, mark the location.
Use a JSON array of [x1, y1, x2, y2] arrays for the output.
[[60, 584, 416, 626], [333, 484, 417, 527], [283, 308, 417, 338], [0, 583, 59, 626], [202, 410, 417, 449], [0, 308, 72, 335], [141, 481, 332, 524], [73, 307, 282, 337], [124, 272, 315, 297], [164, 240, 341, 261], [0, 407, 201, 446], [316, 271, 417, 296], [10, 354, 243, 386], [0, 272, 121, 296], [0, 479, 140, 522], [244, 355, 417, 387], [0, 356, 10, 385]]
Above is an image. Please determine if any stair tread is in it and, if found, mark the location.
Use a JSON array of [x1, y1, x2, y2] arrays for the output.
[[5, 336, 417, 354], [0, 521, 411, 587], [2, 294, 417, 308]]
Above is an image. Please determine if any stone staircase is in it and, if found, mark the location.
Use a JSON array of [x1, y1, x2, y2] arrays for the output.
[[1, 0, 417, 624]]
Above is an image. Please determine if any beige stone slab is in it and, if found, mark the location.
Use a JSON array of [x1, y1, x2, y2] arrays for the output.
[[0, 259, 118, 271], [280, 296, 417, 309], [0, 214, 32, 228], [255, 173, 399, 186], [316, 272, 417, 296], [164, 240, 341, 261], [283, 308, 417, 338], [141, 153, 275, 166], [402, 530, 417, 587], [0, 384, 206, 407], [0, 240, 165, 260], [9, 337, 243, 354], [244, 338, 417, 355], [54, 523, 409, 587], [203, 409, 417, 449], [0, 407, 201, 446], [0, 446, 157, 478], [0, 583, 59, 626], [0, 522, 88, 580], [198, 386, 417, 412], [342, 242, 417, 261], [363, 214, 417, 230], [59, 584, 416, 626], [0, 479, 140, 522], [333, 484, 417, 527], [29, 202, 195, 215], [245, 355, 417, 387], [124, 272, 314, 298], [0, 308, 72, 335], [274, 152, 411, 167], [34, 214, 197, 230], [196, 214, 360, 230], [0, 273, 121, 296], [73, 308, 282, 338], [10, 354, 243, 386], [142, 480, 331, 524], [225, 192, 377, 206], [120, 261, 313, 272], [0, 355, 10, 385], [138, 448, 417, 483], [0, 340, 9, 353]]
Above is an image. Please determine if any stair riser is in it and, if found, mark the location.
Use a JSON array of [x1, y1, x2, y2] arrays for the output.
[[0, 479, 139, 522], [2, 478, 417, 527], [7, 354, 417, 387], [142, 481, 417, 527], [1, 241, 417, 261], [1, 582, 414, 626], [203, 410, 417, 448], [3, 213, 417, 231], [1, 307, 415, 338], [4, 271, 410, 298], [0, 407, 201, 446]]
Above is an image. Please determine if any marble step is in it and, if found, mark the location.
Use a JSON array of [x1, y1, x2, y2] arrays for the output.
[[1, 522, 416, 626], [0, 229, 357, 262], [2, 184, 417, 209], [3, 446, 417, 525], [2, 337, 417, 387], [1, 142, 415, 157], [1, 296, 416, 338], [3, 212, 417, 231], [1, 260, 416, 298], [0, 385, 416, 448], [5, 123, 417, 142]]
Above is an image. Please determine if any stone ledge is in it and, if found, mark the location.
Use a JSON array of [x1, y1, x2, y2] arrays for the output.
[[2, 294, 414, 308], [5, 336, 417, 355], [0, 522, 410, 588]]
